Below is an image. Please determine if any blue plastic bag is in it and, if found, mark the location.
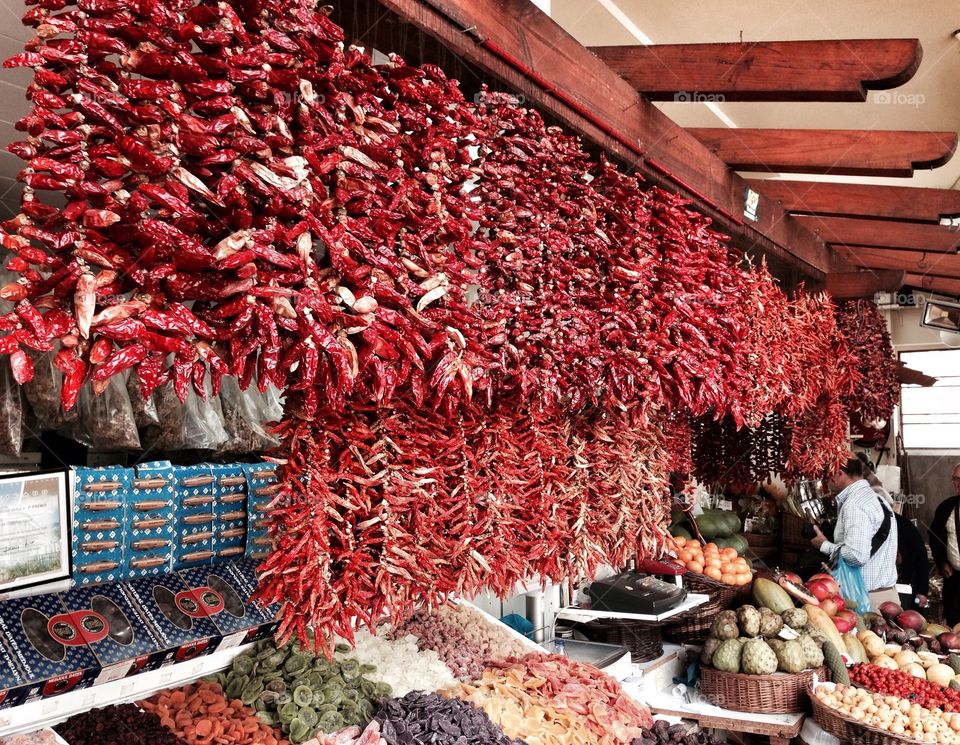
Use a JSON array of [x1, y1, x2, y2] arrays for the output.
[[832, 553, 872, 614]]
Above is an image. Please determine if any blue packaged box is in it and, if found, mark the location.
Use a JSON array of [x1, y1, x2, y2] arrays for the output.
[[211, 463, 248, 562], [0, 593, 100, 700], [58, 583, 169, 675], [72, 466, 130, 586], [121, 574, 221, 663], [242, 462, 277, 561], [0, 633, 28, 710], [173, 464, 216, 570], [225, 558, 279, 634], [177, 564, 272, 641], [126, 461, 176, 579]]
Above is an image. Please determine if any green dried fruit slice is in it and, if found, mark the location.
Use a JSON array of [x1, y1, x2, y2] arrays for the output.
[[232, 656, 254, 675], [278, 701, 299, 724], [289, 718, 310, 744], [298, 707, 319, 728], [284, 655, 308, 674], [241, 681, 264, 706], [318, 711, 345, 732], [293, 685, 313, 707]]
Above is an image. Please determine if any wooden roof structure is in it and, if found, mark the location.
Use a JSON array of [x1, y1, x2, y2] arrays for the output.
[[335, 0, 958, 299]]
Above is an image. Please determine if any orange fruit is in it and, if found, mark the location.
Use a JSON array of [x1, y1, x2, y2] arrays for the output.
[[705, 566, 723, 581], [678, 549, 693, 563], [706, 557, 721, 570], [688, 561, 704, 574], [703, 543, 718, 554], [673, 536, 687, 548], [721, 573, 735, 585], [720, 547, 738, 561]]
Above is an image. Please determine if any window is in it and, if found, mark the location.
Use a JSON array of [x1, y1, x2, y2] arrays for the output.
[[900, 349, 960, 449]]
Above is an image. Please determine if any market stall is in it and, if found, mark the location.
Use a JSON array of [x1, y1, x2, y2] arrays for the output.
[[0, 0, 956, 742]]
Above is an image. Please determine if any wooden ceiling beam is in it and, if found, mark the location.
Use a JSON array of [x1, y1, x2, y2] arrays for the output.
[[826, 270, 906, 298], [687, 128, 958, 177], [836, 246, 960, 276], [796, 216, 960, 252], [748, 180, 960, 223], [898, 363, 937, 387], [346, 0, 844, 280], [906, 273, 960, 297], [590, 39, 921, 103]]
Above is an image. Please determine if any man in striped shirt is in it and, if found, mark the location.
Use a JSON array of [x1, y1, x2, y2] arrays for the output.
[[811, 456, 900, 609]]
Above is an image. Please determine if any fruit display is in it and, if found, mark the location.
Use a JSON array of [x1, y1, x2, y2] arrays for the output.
[[669, 509, 749, 557], [669, 536, 753, 585], [814, 683, 960, 743], [849, 664, 960, 710], [699, 605, 831, 675], [802, 572, 860, 634], [141, 682, 287, 745], [209, 637, 392, 741]]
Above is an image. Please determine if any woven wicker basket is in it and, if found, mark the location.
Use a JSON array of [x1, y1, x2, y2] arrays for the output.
[[699, 665, 825, 714], [810, 688, 924, 745], [576, 618, 663, 663], [664, 572, 744, 645]]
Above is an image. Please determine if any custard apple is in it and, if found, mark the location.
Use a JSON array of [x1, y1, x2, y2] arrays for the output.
[[776, 639, 808, 673], [741, 639, 778, 675], [799, 633, 825, 668], [701, 637, 721, 666], [712, 638, 744, 673], [767, 638, 786, 654], [736, 605, 761, 638], [781, 608, 809, 630], [759, 607, 784, 638], [710, 611, 740, 641]]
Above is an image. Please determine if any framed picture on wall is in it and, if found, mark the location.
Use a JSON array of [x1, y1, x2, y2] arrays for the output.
[[0, 470, 71, 595]]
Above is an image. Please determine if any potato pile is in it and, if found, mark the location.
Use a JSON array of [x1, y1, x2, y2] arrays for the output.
[[815, 684, 960, 743]]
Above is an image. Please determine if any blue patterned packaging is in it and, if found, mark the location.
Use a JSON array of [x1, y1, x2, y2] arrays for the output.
[[121, 574, 222, 664], [58, 582, 169, 674], [72, 466, 130, 586], [177, 564, 272, 641], [210, 463, 248, 562], [225, 558, 279, 634], [126, 461, 176, 579], [173, 464, 216, 570], [0, 593, 100, 701], [0, 635, 27, 710], [242, 462, 277, 561]]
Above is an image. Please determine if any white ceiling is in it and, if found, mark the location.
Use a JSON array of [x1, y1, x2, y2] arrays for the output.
[[551, 0, 960, 190]]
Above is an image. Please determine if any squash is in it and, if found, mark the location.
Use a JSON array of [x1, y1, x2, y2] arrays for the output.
[[804, 604, 846, 654]]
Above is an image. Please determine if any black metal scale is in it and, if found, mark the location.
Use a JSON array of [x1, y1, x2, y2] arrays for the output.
[[587, 571, 688, 614]]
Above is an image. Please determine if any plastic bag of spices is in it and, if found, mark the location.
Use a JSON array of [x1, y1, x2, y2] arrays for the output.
[[125, 369, 160, 428], [181, 378, 229, 450], [23, 349, 79, 430], [141, 381, 186, 451], [63, 377, 141, 450], [0, 360, 25, 456], [218, 376, 279, 454]]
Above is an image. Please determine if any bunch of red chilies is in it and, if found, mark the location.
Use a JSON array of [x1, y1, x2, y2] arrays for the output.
[[835, 299, 900, 425], [0, 0, 898, 651]]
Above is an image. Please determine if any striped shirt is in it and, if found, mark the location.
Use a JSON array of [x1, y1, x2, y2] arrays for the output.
[[820, 478, 898, 591]]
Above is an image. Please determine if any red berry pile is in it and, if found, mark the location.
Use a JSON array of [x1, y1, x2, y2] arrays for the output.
[[850, 664, 960, 711]]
